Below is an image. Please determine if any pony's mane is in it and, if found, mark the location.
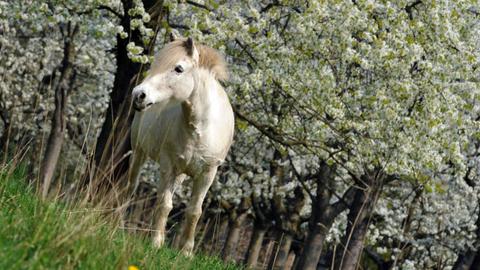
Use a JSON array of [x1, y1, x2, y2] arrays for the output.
[[151, 39, 228, 81]]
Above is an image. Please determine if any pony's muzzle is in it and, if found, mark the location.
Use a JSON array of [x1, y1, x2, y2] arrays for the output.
[[132, 87, 152, 111]]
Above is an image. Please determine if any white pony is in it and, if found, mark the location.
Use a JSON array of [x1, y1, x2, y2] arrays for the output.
[[129, 34, 234, 255]]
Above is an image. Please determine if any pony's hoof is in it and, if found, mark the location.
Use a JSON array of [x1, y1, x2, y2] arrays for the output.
[[179, 241, 194, 257], [153, 235, 165, 248], [180, 248, 193, 257]]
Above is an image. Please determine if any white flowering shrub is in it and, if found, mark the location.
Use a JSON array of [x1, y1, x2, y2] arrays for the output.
[[0, 0, 119, 172]]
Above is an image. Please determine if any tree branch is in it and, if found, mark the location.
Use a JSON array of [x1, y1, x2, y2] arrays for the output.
[[405, 0, 422, 20], [98, 5, 123, 19], [330, 185, 357, 215], [185, 0, 213, 12], [261, 0, 281, 13], [234, 38, 258, 65], [287, 154, 316, 201], [233, 106, 309, 147]]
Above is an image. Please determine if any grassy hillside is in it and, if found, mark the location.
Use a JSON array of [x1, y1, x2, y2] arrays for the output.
[[0, 169, 238, 270]]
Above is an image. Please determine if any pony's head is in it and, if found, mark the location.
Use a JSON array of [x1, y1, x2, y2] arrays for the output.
[[132, 34, 227, 111]]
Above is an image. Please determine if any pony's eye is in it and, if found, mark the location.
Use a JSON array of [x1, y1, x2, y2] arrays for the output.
[[174, 65, 184, 73]]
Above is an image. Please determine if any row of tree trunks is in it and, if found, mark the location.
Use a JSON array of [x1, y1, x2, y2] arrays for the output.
[[199, 169, 386, 270], [39, 22, 79, 199]]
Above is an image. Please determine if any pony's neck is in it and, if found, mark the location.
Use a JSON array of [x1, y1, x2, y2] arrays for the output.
[[182, 69, 217, 134]]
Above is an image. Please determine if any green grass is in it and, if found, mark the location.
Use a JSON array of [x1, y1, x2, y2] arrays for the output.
[[0, 169, 239, 270]]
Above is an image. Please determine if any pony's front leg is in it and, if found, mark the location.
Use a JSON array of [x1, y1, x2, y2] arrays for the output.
[[125, 150, 146, 202], [175, 166, 218, 255], [119, 150, 145, 227], [153, 173, 186, 248]]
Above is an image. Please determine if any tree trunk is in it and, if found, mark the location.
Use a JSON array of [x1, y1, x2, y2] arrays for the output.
[[296, 162, 336, 270], [222, 211, 248, 262], [285, 251, 296, 270], [39, 23, 78, 199], [200, 214, 221, 253], [0, 94, 12, 164], [216, 216, 230, 253], [295, 213, 333, 270], [194, 218, 212, 253], [337, 214, 369, 270], [273, 233, 293, 270], [40, 124, 65, 198], [0, 117, 12, 164], [453, 249, 480, 270], [92, 31, 138, 173], [90, 19, 140, 193], [470, 255, 480, 270], [453, 198, 480, 270], [335, 176, 382, 270], [89, 0, 162, 196], [245, 224, 267, 268], [453, 252, 475, 270]]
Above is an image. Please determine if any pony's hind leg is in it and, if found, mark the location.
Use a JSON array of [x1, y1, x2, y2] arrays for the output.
[[175, 166, 218, 255], [153, 173, 185, 248]]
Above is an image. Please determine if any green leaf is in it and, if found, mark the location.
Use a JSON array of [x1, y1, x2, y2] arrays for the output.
[[424, 183, 433, 193], [236, 119, 248, 131]]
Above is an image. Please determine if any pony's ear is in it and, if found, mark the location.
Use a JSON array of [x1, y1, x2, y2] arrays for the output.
[[185, 37, 195, 55], [185, 37, 199, 62], [169, 32, 178, 42]]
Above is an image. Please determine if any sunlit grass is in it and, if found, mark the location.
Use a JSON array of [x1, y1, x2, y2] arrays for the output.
[[0, 168, 239, 270]]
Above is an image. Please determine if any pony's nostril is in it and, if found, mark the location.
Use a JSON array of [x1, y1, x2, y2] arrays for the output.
[[139, 92, 146, 100]]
